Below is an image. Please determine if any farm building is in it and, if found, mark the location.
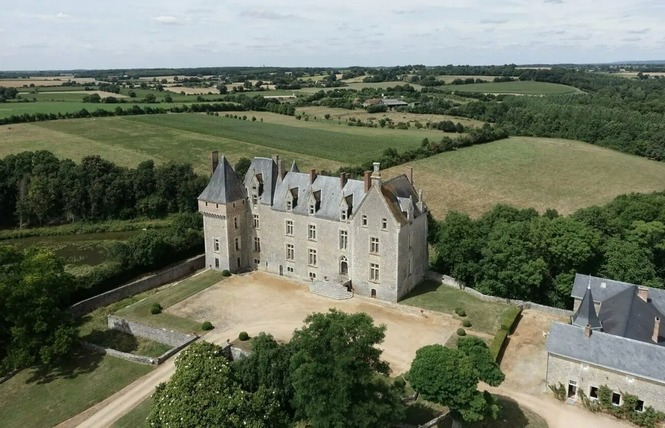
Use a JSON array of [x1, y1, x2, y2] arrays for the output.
[[198, 152, 429, 302], [362, 97, 409, 109], [546, 274, 665, 412]]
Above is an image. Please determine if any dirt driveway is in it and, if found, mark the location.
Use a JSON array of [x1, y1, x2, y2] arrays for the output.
[[169, 271, 455, 374]]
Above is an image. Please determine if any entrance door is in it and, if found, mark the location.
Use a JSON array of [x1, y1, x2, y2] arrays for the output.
[[568, 381, 577, 399], [371, 289, 377, 298], [279, 265, 283, 276], [340, 257, 348, 275]]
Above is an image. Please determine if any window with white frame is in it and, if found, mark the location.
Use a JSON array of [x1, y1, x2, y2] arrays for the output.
[[339, 230, 348, 250], [308, 224, 317, 241], [309, 204, 316, 215], [286, 219, 294, 236], [370, 237, 379, 253], [252, 194, 258, 205], [362, 215, 368, 226], [253, 214, 260, 228], [214, 238, 220, 252], [254, 237, 261, 252], [382, 218, 387, 230], [286, 200, 292, 211], [340, 208, 347, 221], [308, 249, 317, 266], [370, 263, 379, 281], [286, 244, 295, 260]]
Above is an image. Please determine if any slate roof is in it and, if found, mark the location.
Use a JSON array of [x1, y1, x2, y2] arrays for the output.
[[244, 157, 278, 205], [571, 273, 634, 301], [198, 155, 246, 204], [572, 285, 602, 330], [547, 322, 665, 384]]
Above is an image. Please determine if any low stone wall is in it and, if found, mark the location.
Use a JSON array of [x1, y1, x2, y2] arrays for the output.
[[80, 341, 157, 365], [108, 315, 197, 348], [70, 254, 205, 317], [426, 271, 573, 317]]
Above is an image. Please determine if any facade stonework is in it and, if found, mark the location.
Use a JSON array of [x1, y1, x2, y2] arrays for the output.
[[199, 154, 428, 303]]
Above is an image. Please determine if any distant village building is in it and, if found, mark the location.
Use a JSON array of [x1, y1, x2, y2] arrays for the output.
[[362, 98, 408, 109], [546, 274, 665, 412], [198, 152, 429, 303]]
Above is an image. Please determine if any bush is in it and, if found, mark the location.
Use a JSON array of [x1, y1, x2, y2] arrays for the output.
[[489, 329, 509, 361], [202, 321, 214, 331], [499, 306, 522, 332], [462, 319, 472, 328], [549, 383, 566, 401], [456, 328, 466, 336], [239, 331, 250, 341], [151, 303, 163, 314], [455, 308, 466, 317], [222, 269, 231, 277], [393, 377, 406, 389]]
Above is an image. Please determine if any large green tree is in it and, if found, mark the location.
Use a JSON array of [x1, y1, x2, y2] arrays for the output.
[[149, 342, 286, 427], [289, 309, 405, 427], [408, 343, 502, 427], [0, 246, 77, 372]]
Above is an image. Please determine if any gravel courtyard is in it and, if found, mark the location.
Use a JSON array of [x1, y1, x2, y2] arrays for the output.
[[168, 271, 456, 374]]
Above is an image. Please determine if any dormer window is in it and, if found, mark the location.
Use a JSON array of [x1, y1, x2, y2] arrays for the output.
[[340, 209, 347, 221], [309, 190, 321, 215], [287, 200, 293, 211], [309, 204, 316, 215], [252, 174, 264, 197], [287, 187, 299, 211]]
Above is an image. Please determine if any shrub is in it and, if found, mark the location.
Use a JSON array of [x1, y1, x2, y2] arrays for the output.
[[239, 331, 249, 341], [549, 383, 566, 401], [462, 319, 472, 328], [202, 321, 214, 331], [222, 269, 231, 277], [456, 328, 466, 336], [151, 303, 163, 314], [455, 308, 466, 317], [489, 329, 509, 361]]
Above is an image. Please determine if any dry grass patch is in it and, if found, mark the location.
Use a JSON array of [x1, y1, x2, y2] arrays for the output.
[[384, 136, 665, 219]]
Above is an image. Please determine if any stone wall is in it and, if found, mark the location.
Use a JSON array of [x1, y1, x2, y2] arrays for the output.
[[426, 271, 573, 318], [546, 354, 665, 413], [70, 254, 205, 317], [107, 315, 197, 348], [81, 341, 157, 365]]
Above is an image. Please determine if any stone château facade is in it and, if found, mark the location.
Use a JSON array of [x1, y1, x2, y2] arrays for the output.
[[198, 152, 428, 302]]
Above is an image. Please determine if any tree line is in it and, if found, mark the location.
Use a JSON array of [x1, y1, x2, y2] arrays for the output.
[[0, 151, 208, 228], [432, 192, 665, 308]]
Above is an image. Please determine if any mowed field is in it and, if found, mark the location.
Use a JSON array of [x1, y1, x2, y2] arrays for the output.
[[384, 136, 665, 219], [0, 112, 446, 174], [446, 80, 582, 95]]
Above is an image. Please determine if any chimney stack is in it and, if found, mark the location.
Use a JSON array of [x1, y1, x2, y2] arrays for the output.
[[339, 173, 347, 189], [211, 151, 219, 173], [585, 324, 592, 338], [653, 317, 661, 343], [272, 154, 284, 182], [407, 166, 414, 184], [638, 286, 649, 302], [309, 169, 317, 184], [364, 171, 371, 193], [371, 162, 382, 187]]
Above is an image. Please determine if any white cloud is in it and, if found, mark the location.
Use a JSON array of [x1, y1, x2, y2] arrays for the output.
[[153, 15, 180, 25]]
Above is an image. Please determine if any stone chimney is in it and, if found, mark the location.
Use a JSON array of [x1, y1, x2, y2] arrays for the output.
[[371, 162, 382, 187], [339, 173, 347, 189], [653, 317, 661, 343], [211, 151, 219, 173], [584, 324, 592, 338], [309, 169, 317, 184], [364, 171, 371, 193], [407, 166, 414, 184], [638, 286, 649, 302], [272, 154, 284, 182]]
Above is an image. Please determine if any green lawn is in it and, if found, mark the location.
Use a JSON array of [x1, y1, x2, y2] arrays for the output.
[[446, 80, 581, 95], [114, 269, 225, 332], [401, 280, 513, 335], [113, 396, 153, 428], [385, 136, 665, 219], [0, 349, 153, 428]]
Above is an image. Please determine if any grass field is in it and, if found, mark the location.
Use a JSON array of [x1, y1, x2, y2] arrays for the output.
[[385, 136, 665, 219], [445, 80, 582, 95], [0, 349, 153, 428], [0, 100, 184, 118], [435, 75, 507, 83], [113, 396, 153, 428]]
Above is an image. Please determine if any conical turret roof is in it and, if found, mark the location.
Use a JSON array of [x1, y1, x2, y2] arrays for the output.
[[572, 282, 602, 330], [198, 155, 247, 203]]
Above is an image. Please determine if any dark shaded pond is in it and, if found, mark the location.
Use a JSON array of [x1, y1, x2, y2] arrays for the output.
[[3, 230, 143, 266]]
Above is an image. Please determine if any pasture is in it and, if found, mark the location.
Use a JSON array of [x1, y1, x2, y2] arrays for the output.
[[445, 80, 582, 95], [0, 100, 182, 118], [384, 136, 665, 219]]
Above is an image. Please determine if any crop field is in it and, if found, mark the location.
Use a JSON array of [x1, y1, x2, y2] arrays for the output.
[[0, 100, 183, 118], [0, 112, 446, 174], [384, 136, 665, 219], [445, 80, 582, 95], [435, 75, 508, 83], [0, 76, 98, 87]]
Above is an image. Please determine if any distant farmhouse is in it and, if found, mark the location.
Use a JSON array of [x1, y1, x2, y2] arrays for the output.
[[362, 97, 408, 109], [546, 274, 665, 412], [198, 152, 428, 303]]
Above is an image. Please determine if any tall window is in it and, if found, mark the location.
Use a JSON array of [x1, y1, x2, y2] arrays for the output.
[[362, 215, 368, 226], [286, 244, 295, 260], [308, 249, 317, 266], [370, 263, 380, 281], [234, 237, 240, 251], [339, 230, 348, 250], [253, 214, 260, 228], [286, 220, 294, 236], [213, 239, 220, 252], [252, 195, 258, 205], [382, 218, 387, 230], [309, 204, 316, 215], [234, 217, 238, 229], [286, 200, 292, 211], [340, 209, 347, 221], [308, 224, 317, 241], [254, 237, 261, 252], [370, 237, 379, 253]]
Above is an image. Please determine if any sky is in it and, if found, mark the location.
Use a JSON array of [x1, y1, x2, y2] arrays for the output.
[[1, 0, 665, 70]]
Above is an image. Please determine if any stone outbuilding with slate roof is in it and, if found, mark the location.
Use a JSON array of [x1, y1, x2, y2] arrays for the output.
[[198, 152, 429, 303], [545, 273, 665, 412]]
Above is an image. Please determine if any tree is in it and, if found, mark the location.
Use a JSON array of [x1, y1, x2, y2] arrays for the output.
[[408, 344, 501, 427], [149, 342, 286, 427], [0, 246, 77, 373], [289, 310, 405, 427], [456, 336, 505, 387], [234, 157, 252, 179], [144, 93, 157, 103], [164, 94, 173, 103]]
